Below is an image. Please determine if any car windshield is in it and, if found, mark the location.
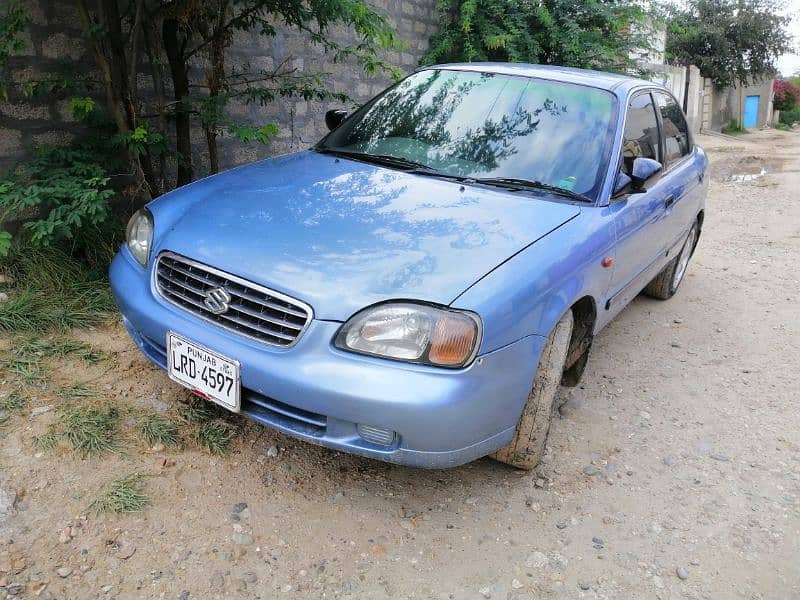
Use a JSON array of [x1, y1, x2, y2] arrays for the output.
[[318, 69, 617, 201]]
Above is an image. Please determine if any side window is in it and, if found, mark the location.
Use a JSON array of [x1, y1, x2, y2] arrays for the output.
[[655, 92, 691, 164], [622, 93, 660, 176]]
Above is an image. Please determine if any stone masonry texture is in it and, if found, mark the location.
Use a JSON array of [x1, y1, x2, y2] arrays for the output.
[[0, 1, 439, 174]]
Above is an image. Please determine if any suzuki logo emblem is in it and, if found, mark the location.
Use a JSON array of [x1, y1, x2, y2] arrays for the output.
[[203, 286, 232, 315]]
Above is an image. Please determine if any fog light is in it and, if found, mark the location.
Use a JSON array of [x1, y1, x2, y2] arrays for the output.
[[357, 424, 396, 446]]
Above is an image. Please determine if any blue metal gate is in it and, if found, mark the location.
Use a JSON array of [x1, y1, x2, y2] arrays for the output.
[[743, 95, 760, 128]]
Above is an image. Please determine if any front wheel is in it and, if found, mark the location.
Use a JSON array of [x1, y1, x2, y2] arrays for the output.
[[643, 221, 699, 300], [491, 310, 573, 470]]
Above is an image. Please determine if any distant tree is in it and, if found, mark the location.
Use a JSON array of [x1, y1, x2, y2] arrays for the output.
[[773, 79, 800, 111], [666, 0, 795, 88], [422, 0, 651, 74]]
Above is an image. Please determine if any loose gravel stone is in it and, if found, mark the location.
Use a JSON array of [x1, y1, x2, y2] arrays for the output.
[[232, 532, 253, 545], [582, 465, 600, 476], [710, 453, 730, 462], [676, 566, 689, 580], [578, 580, 591, 590], [56, 567, 72, 578], [232, 502, 248, 513]]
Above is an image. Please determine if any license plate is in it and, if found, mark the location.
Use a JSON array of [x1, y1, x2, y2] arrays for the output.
[[167, 332, 241, 412]]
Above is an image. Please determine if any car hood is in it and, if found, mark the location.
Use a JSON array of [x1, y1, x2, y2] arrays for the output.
[[153, 151, 580, 321]]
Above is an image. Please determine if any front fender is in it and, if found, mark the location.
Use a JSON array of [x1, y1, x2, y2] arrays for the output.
[[452, 211, 615, 354]]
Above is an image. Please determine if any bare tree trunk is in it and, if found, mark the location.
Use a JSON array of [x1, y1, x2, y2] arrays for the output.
[[204, 1, 230, 175], [76, 0, 160, 198], [163, 17, 193, 187]]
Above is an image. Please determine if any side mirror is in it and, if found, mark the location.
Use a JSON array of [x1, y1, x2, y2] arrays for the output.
[[630, 157, 662, 190], [325, 109, 348, 131]]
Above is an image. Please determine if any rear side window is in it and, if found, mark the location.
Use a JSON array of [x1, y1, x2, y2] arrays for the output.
[[621, 93, 659, 176], [655, 92, 691, 163]]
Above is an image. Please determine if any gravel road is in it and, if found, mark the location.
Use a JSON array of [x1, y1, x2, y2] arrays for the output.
[[1, 129, 799, 599]]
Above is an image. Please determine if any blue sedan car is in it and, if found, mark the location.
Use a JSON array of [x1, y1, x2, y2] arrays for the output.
[[111, 63, 707, 469]]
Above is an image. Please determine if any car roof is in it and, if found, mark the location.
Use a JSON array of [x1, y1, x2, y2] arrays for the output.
[[421, 62, 654, 95]]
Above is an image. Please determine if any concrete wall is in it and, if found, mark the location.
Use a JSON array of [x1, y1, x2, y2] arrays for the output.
[[0, 0, 439, 173], [705, 78, 775, 130]]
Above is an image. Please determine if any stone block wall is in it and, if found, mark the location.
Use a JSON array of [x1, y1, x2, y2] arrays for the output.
[[0, 0, 439, 174]]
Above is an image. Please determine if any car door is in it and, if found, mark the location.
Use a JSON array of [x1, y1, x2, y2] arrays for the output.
[[652, 90, 704, 250], [605, 90, 675, 315]]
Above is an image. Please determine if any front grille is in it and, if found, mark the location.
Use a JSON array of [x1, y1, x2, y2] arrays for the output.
[[155, 252, 313, 347]]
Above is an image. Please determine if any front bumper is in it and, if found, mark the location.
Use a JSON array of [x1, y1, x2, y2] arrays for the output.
[[110, 248, 546, 468]]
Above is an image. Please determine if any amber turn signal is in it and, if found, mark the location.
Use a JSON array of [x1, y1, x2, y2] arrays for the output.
[[429, 314, 478, 366]]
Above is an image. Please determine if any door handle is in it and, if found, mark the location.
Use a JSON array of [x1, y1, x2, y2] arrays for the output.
[[664, 195, 675, 209]]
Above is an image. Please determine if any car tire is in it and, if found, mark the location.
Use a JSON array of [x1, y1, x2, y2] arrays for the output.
[[643, 221, 699, 300], [490, 310, 573, 470]]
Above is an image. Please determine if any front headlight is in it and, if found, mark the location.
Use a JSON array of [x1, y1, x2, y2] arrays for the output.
[[335, 302, 482, 368], [125, 208, 153, 266]]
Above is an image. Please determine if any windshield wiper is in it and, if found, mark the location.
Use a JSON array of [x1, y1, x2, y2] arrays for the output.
[[473, 177, 593, 203], [317, 147, 431, 170], [316, 147, 470, 182]]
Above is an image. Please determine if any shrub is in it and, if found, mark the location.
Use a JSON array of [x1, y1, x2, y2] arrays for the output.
[[773, 79, 800, 112], [0, 145, 116, 255], [779, 106, 800, 126]]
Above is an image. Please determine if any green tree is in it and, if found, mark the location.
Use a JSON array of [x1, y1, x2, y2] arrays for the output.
[[666, 0, 795, 88], [75, 0, 401, 191], [422, 0, 651, 74]]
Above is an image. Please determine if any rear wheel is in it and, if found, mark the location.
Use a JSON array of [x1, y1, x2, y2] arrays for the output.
[[491, 311, 573, 470], [643, 221, 699, 300]]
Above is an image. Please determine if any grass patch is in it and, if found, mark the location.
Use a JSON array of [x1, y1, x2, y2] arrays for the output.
[[57, 383, 100, 400], [60, 405, 118, 454], [139, 413, 180, 447], [179, 396, 220, 423], [195, 419, 237, 454], [721, 118, 748, 135], [2, 335, 108, 385], [0, 244, 116, 332], [90, 474, 148, 514], [33, 432, 61, 450], [0, 391, 26, 424]]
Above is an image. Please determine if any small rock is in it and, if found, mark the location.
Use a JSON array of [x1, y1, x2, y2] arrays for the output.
[[710, 453, 730, 462], [670, 341, 681, 348], [241, 572, 257, 584], [0, 292, 8, 303], [676, 566, 689, 580], [101, 584, 113, 593], [511, 578, 523, 589], [229, 513, 240, 523], [591, 536, 604, 545], [465, 497, 478, 505], [266, 445, 279, 458], [5, 582, 23, 596], [525, 551, 547, 569], [30, 406, 53, 417], [151, 443, 165, 452], [232, 502, 248, 514], [556, 521, 567, 530], [534, 478, 545, 488], [179, 592, 189, 600], [690, 559, 700, 566], [478, 586, 492, 598], [56, 567, 72, 578], [582, 465, 600, 476], [673, 318, 683, 324], [281, 584, 292, 592], [232, 532, 254, 545], [639, 410, 651, 420], [114, 541, 136, 560], [662, 456, 677, 467], [578, 580, 591, 590]]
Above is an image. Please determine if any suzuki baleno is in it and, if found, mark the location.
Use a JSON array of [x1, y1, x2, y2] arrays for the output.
[[110, 63, 707, 469]]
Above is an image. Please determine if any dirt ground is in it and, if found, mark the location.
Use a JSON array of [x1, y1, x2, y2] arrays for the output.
[[1, 128, 799, 600]]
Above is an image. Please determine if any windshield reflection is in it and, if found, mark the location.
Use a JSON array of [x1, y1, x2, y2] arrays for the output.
[[320, 69, 616, 201]]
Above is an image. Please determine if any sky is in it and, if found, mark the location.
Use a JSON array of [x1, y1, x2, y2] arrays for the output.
[[775, 0, 800, 76]]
